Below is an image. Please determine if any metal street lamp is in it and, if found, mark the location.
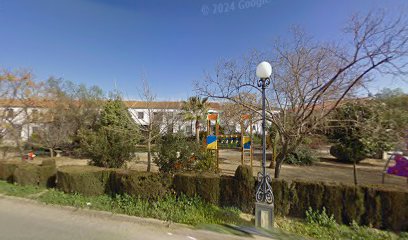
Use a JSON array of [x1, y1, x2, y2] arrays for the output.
[[255, 61, 274, 229]]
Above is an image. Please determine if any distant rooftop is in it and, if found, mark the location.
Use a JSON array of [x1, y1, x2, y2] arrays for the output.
[[0, 99, 222, 110]]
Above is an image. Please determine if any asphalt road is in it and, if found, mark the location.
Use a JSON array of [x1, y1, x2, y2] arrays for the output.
[[0, 196, 271, 240]]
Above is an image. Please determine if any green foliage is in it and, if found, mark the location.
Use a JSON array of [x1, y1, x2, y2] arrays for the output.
[[111, 170, 172, 200], [154, 133, 216, 173], [194, 150, 217, 172], [56, 165, 113, 196], [285, 146, 318, 165], [173, 172, 220, 205], [327, 100, 398, 163], [277, 216, 402, 240], [306, 207, 336, 228], [37, 189, 248, 226], [80, 98, 140, 168], [330, 143, 366, 163], [233, 165, 255, 213], [182, 96, 209, 121], [376, 88, 408, 143]]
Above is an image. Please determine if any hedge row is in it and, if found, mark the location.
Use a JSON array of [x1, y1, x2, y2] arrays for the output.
[[0, 160, 56, 187], [1, 161, 407, 231], [56, 166, 172, 200], [172, 166, 408, 231], [270, 179, 408, 231]]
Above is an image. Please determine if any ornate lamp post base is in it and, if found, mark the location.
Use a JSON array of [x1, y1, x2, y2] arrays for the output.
[[255, 202, 274, 230]]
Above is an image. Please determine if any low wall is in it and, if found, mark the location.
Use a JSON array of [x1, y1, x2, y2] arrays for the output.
[[0, 161, 406, 231]]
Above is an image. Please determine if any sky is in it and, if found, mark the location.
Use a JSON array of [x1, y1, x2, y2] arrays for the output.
[[0, 0, 407, 100]]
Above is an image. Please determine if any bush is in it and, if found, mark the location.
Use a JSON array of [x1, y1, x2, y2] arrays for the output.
[[306, 207, 337, 228], [79, 98, 140, 168], [330, 144, 365, 163], [194, 150, 217, 173], [285, 146, 318, 165], [154, 133, 217, 173]]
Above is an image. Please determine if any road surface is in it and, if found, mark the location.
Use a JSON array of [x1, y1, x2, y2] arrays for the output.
[[0, 196, 271, 240]]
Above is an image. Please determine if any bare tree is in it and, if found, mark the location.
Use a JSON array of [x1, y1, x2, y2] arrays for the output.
[[196, 11, 408, 178], [130, 80, 182, 172], [0, 69, 42, 156], [31, 78, 104, 157]]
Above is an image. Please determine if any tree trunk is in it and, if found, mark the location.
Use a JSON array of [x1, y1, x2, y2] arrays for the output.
[[147, 131, 152, 172], [273, 142, 288, 178], [353, 160, 358, 185], [195, 119, 200, 144], [50, 148, 54, 158]]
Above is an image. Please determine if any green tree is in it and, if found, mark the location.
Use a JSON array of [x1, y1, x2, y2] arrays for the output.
[[182, 96, 209, 144], [327, 100, 398, 184], [376, 88, 408, 140], [79, 97, 140, 168]]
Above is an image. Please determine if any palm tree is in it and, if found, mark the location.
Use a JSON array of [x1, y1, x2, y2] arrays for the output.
[[182, 96, 209, 144]]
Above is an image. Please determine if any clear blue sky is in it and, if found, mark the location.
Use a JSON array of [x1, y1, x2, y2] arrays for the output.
[[0, 0, 407, 100]]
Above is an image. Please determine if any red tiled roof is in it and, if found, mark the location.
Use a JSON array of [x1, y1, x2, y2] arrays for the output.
[[0, 99, 222, 110]]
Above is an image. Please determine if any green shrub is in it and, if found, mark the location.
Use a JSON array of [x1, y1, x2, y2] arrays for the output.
[[330, 143, 366, 163], [306, 207, 336, 228], [194, 150, 217, 173], [154, 134, 197, 173], [285, 146, 318, 165], [57, 165, 113, 196], [154, 133, 216, 173], [79, 98, 140, 168]]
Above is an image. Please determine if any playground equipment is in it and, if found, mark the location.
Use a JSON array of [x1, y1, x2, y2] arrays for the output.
[[240, 114, 253, 167], [206, 113, 219, 170], [205, 113, 253, 170], [382, 153, 408, 184]]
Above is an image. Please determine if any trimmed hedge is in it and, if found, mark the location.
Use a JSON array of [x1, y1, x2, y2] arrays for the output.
[[0, 161, 19, 183], [39, 159, 57, 188], [14, 163, 39, 186], [0, 160, 57, 187], [57, 165, 113, 196], [110, 170, 172, 200], [173, 172, 220, 204], [233, 165, 255, 213]]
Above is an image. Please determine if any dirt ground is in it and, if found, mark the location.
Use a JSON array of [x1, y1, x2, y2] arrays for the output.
[[4, 148, 407, 192]]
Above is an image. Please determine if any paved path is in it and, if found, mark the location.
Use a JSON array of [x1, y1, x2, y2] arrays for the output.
[[0, 196, 271, 240]]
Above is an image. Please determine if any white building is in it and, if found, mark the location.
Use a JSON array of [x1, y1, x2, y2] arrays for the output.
[[0, 99, 222, 145]]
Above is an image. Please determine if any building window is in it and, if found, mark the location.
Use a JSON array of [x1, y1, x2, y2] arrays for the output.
[[137, 112, 144, 119], [6, 108, 14, 119], [153, 112, 163, 122]]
